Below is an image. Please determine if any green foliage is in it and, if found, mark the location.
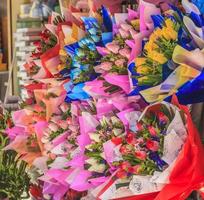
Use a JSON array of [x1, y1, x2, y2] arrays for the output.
[[0, 134, 30, 200]]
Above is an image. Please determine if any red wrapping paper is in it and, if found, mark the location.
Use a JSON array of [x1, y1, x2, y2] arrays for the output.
[[40, 44, 60, 77]]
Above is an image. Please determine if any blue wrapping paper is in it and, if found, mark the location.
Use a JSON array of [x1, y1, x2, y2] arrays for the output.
[[101, 6, 113, 32], [165, 70, 204, 105], [64, 82, 90, 102]]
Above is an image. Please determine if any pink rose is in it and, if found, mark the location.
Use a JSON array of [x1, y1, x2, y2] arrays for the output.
[[146, 140, 159, 151], [157, 112, 168, 124], [48, 122, 59, 132], [114, 59, 125, 67], [119, 48, 131, 59], [130, 165, 141, 174], [136, 137, 145, 145], [136, 123, 143, 131], [101, 62, 113, 70], [60, 102, 69, 113], [95, 62, 113, 73], [121, 161, 132, 172], [96, 46, 110, 56], [106, 42, 120, 54], [51, 115, 61, 124], [120, 23, 133, 32], [58, 120, 69, 130], [119, 28, 130, 39]]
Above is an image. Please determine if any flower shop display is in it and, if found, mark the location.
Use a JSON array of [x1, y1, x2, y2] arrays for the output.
[[1, 0, 204, 200]]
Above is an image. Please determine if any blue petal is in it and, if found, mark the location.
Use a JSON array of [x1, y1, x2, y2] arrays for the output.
[[149, 152, 168, 170]]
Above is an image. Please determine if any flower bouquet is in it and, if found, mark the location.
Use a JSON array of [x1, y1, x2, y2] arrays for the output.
[[93, 97, 204, 200], [129, 0, 204, 104], [2, 1, 204, 200]]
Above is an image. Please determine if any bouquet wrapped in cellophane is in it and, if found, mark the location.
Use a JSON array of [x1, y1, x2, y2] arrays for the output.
[[2, 0, 204, 200], [92, 97, 204, 200]]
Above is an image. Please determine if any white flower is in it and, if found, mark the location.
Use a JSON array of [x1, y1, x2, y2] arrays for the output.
[[85, 158, 98, 165], [89, 163, 106, 173], [100, 116, 109, 127], [111, 116, 120, 124], [89, 133, 100, 142], [85, 144, 92, 150], [113, 128, 123, 136]]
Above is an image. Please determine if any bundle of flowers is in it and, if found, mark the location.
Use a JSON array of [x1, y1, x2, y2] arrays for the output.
[[3, 0, 204, 200], [93, 99, 204, 200], [129, 0, 204, 104]]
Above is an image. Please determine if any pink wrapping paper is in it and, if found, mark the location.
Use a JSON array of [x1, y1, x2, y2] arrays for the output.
[[104, 74, 131, 94]]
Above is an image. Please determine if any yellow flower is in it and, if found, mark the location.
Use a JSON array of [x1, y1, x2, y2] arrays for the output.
[[135, 58, 151, 75], [144, 40, 159, 53], [163, 19, 178, 40], [138, 76, 148, 83], [136, 65, 151, 75], [151, 29, 162, 40], [135, 57, 146, 66], [165, 18, 174, 29], [147, 51, 167, 64]]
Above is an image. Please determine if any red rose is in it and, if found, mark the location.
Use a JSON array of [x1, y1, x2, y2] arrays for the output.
[[148, 126, 157, 136], [120, 145, 132, 155], [111, 137, 123, 146], [126, 132, 136, 144], [131, 165, 141, 174], [136, 122, 143, 131], [135, 151, 147, 160], [157, 112, 168, 123], [121, 161, 131, 172], [116, 169, 127, 179], [146, 140, 159, 151]]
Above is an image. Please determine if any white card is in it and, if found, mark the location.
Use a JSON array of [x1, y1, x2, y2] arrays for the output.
[[129, 175, 164, 195], [162, 129, 184, 165], [150, 159, 177, 184], [166, 110, 187, 142]]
